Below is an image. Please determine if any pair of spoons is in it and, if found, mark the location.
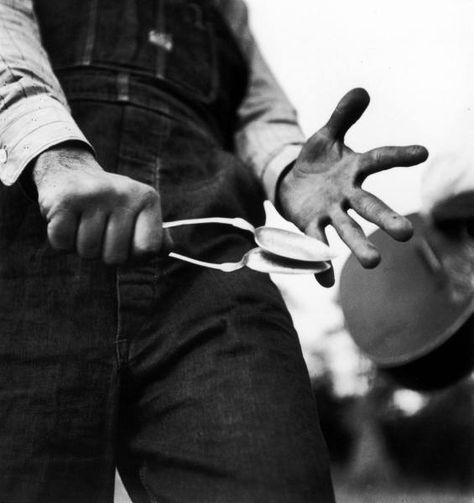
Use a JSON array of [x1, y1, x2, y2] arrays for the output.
[[162, 216, 336, 274]]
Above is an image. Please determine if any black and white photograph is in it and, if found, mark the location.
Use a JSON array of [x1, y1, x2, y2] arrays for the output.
[[0, 0, 472, 501]]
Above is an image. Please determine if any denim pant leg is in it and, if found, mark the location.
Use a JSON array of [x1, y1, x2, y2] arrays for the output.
[[110, 102, 335, 502], [119, 264, 335, 503], [0, 186, 120, 501]]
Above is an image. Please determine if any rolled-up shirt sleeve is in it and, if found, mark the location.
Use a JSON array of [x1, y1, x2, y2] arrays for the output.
[[220, 0, 305, 201], [0, 0, 91, 186]]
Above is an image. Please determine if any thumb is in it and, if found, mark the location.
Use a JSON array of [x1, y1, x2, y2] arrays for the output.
[[132, 202, 163, 256], [324, 88, 370, 141]]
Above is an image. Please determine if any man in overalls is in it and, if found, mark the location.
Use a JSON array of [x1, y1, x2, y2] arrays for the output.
[[0, 1, 427, 501]]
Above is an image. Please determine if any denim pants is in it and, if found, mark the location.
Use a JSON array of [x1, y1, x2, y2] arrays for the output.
[[0, 1, 335, 501]]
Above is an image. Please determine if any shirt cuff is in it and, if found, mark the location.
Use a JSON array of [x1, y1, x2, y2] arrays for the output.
[[0, 95, 92, 186], [261, 144, 303, 202]]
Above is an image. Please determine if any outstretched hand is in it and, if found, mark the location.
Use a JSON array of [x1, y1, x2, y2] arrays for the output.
[[278, 88, 429, 287]]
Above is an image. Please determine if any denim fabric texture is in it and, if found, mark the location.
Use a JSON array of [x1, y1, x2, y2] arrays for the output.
[[0, 1, 335, 501]]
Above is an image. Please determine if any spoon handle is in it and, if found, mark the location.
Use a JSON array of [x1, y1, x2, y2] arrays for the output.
[[163, 217, 255, 233], [168, 252, 241, 272]]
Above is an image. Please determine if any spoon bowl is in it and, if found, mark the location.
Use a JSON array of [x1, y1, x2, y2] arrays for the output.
[[254, 226, 336, 262], [242, 248, 331, 274]]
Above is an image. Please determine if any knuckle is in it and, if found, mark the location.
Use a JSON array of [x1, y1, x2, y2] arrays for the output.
[[371, 150, 382, 163], [46, 188, 77, 210], [347, 189, 362, 207], [317, 125, 332, 141], [133, 243, 158, 257], [47, 216, 76, 250], [48, 227, 73, 251], [113, 180, 158, 210], [134, 233, 161, 256], [110, 182, 130, 202], [363, 198, 378, 214], [103, 252, 127, 266], [362, 150, 378, 168], [140, 186, 160, 207], [50, 183, 95, 210]]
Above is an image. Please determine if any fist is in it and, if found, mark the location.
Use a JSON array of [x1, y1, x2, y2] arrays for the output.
[[33, 145, 163, 265]]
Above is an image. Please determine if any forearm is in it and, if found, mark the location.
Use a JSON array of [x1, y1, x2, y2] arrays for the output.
[[235, 41, 305, 201], [0, 0, 91, 186]]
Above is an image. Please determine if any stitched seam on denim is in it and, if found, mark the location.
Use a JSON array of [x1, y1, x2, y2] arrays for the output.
[[139, 465, 159, 503], [82, 0, 99, 65], [114, 268, 124, 366], [205, 11, 219, 102], [154, 0, 166, 79], [153, 100, 171, 192], [117, 73, 130, 102]]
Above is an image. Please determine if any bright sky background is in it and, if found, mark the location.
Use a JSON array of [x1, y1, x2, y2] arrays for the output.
[[245, 0, 474, 379]]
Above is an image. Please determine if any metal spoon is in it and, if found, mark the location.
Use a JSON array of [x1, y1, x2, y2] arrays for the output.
[[255, 226, 336, 261], [169, 247, 331, 274], [163, 217, 335, 261]]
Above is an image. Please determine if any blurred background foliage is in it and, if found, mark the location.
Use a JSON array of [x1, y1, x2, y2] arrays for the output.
[[311, 348, 473, 500]]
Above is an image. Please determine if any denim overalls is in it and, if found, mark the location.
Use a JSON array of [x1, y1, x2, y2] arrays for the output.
[[0, 1, 334, 501]]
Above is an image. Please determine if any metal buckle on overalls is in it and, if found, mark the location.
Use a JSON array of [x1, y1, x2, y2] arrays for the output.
[[148, 30, 173, 51]]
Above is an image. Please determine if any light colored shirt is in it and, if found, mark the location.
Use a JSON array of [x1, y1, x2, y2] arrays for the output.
[[0, 0, 305, 199]]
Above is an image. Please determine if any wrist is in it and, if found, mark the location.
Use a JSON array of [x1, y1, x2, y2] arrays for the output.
[[275, 160, 296, 216], [32, 141, 99, 187]]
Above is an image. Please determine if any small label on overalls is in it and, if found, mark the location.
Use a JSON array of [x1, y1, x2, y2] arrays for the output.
[[148, 30, 173, 51]]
